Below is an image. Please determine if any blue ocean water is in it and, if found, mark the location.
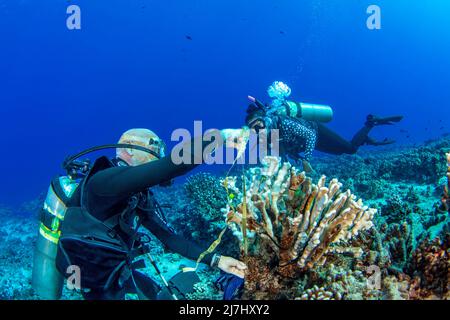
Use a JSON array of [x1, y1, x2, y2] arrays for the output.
[[1, 0, 449, 205]]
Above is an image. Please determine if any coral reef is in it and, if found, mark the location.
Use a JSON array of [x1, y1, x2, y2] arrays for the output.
[[0, 206, 81, 300], [313, 137, 450, 200], [407, 235, 449, 299], [0, 139, 449, 300], [159, 173, 228, 244], [298, 265, 379, 300], [181, 172, 228, 242], [440, 153, 450, 213], [159, 173, 238, 256], [222, 156, 376, 299]]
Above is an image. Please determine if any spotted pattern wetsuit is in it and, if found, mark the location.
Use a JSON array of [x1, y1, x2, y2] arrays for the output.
[[277, 116, 318, 161]]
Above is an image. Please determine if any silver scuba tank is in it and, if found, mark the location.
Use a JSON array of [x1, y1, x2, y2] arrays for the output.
[[285, 100, 334, 123], [32, 176, 79, 300]]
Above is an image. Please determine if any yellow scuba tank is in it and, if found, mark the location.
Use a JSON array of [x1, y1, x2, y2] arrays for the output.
[[284, 100, 334, 123], [32, 176, 80, 300]]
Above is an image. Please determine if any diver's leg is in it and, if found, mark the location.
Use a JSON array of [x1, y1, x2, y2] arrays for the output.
[[350, 124, 373, 148], [316, 114, 403, 155], [315, 123, 358, 155], [351, 114, 403, 148]]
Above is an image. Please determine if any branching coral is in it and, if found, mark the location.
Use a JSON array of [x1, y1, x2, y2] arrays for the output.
[[222, 156, 376, 299]]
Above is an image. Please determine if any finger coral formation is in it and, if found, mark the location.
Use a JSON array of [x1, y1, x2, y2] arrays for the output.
[[221, 156, 376, 299]]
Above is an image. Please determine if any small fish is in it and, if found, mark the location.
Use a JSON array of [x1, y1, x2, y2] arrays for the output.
[[440, 127, 444, 130], [280, 30, 285, 35], [400, 129, 408, 133], [185, 35, 193, 40]]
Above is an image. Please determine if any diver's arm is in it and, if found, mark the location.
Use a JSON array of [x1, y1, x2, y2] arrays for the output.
[[282, 118, 317, 162], [303, 134, 316, 162], [88, 130, 229, 198], [140, 211, 214, 265]]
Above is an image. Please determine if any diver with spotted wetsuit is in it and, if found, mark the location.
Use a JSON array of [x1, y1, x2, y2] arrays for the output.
[[245, 81, 403, 172]]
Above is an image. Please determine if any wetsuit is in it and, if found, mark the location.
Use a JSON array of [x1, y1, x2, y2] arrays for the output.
[[278, 116, 318, 162], [73, 137, 218, 300]]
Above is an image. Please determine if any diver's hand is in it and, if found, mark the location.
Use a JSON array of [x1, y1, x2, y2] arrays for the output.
[[218, 256, 247, 279], [302, 160, 314, 174], [221, 128, 250, 152], [247, 96, 267, 110]]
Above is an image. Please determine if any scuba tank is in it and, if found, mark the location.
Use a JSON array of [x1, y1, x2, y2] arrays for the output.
[[284, 100, 333, 123], [32, 176, 80, 300]]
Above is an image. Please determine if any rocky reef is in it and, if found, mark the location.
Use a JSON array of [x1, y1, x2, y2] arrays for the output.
[[312, 138, 450, 200]]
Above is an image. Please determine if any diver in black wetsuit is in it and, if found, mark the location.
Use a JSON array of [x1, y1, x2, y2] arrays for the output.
[[55, 128, 247, 300], [245, 81, 403, 172]]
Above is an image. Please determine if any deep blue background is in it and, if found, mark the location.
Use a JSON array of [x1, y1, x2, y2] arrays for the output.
[[1, 0, 449, 205]]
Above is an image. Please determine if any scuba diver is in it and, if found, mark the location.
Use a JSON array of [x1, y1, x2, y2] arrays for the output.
[[32, 128, 248, 300], [245, 81, 404, 172]]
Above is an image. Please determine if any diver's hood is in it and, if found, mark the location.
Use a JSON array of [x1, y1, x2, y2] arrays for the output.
[[245, 97, 275, 131]]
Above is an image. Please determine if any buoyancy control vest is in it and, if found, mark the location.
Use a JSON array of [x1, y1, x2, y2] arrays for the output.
[[31, 143, 168, 299], [54, 156, 152, 291]]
